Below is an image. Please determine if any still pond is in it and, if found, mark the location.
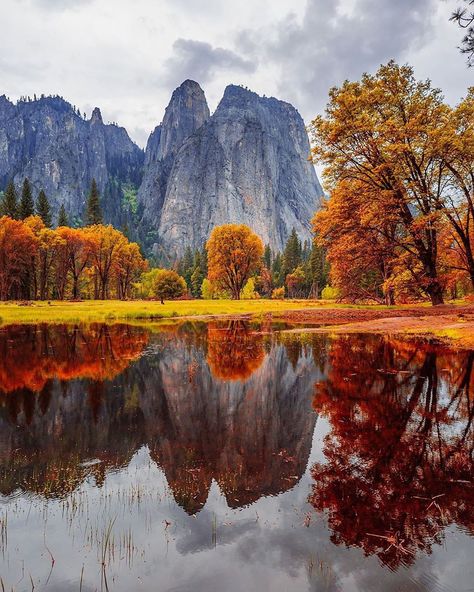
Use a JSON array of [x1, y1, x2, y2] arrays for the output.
[[0, 321, 473, 591]]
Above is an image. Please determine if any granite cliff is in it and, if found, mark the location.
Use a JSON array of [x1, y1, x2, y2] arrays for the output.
[[0, 82, 322, 254], [0, 94, 143, 227], [139, 81, 323, 256]]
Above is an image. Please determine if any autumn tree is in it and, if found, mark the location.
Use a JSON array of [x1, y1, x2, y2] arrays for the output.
[[85, 225, 126, 299], [0, 181, 18, 218], [56, 226, 93, 299], [311, 62, 451, 305], [314, 180, 398, 304], [432, 89, 474, 289], [256, 266, 273, 297], [25, 216, 66, 300], [19, 178, 35, 220], [0, 216, 37, 300], [114, 241, 148, 299], [85, 179, 103, 226], [206, 224, 264, 300], [36, 189, 52, 228], [153, 269, 186, 303], [285, 266, 306, 298]]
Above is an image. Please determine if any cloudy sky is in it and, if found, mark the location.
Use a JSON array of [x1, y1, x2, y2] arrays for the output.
[[0, 0, 471, 147]]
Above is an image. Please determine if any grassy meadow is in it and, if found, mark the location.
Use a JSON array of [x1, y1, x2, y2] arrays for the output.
[[0, 298, 425, 325]]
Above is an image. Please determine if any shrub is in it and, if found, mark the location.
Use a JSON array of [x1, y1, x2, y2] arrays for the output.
[[271, 287, 285, 300], [321, 285, 340, 300], [154, 269, 187, 303], [241, 278, 258, 299]]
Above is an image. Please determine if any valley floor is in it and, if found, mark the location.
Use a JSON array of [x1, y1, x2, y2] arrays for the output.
[[0, 299, 473, 348]]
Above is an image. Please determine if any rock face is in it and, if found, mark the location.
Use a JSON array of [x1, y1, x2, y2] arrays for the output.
[[0, 82, 322, 254], [138, 80, 210, 232], [139, 82, 323, 256], [0, 95, 143, 226]]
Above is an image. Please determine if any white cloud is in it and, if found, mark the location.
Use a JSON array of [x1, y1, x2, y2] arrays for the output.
[[0, 0, 471, 147]]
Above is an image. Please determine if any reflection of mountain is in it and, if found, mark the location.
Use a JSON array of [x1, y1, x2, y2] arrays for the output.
[[147, 339, 317, 512], [0, 322, 318, 512], [310, 335, 474, 569]]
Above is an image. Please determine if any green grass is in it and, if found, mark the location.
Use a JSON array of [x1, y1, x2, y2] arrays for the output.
[[0, 298, 437, 326]]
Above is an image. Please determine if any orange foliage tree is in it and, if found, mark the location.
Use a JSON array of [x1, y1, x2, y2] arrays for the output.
[[206, 224, 263, 300], [311, 62, 454, 305], [313, 180, 400, 304], [433, 88, 474, 288], [0, 216, 147, 300], [115, 242, 148, 300], [85, 225, 127, 299], [56, 226, 93, 299], [25, 216, 66, 300], [0, 216, 37, 300]]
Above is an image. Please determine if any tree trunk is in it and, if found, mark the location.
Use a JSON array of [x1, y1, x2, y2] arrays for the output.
[[427, 281, 444, 306]]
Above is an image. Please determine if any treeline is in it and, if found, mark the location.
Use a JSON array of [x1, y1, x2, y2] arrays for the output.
[[172, 227, 329, 300], [311, 61, 474, 306], [0, 178, 147, 301], [0, 177, 105, 228]]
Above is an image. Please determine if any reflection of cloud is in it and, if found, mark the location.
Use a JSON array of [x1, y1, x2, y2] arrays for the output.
[[175, 505, 260, 554]]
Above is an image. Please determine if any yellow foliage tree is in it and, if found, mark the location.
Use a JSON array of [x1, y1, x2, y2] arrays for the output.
[[206, 224, 263, 300]]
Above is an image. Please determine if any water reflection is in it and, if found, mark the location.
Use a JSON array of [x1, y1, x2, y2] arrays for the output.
[[310, 335, 474, 569], [0, 323, 472, 591], [0, 322, 318, 510]]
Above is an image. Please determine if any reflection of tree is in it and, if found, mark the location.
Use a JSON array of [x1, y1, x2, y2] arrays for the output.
[[309, 335, 474, 569], [0, 324, 149, 395], [0, 325, 317, 508], [206, 321, 265, 380]]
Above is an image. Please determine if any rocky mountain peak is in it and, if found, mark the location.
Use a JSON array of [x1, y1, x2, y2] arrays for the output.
[[152, 83, 323, 256], [91, 107, 103, 124], [137, 80, 211, 230], [158, 79, 210, 161]]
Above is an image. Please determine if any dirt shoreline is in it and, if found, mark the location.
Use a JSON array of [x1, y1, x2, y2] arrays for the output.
[[278, 304, 474, 349]]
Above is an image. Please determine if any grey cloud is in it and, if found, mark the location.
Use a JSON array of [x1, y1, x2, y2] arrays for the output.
[[236, 0, 438, 119], [30, 0, 93, 10], [163, 38, 257, 88]]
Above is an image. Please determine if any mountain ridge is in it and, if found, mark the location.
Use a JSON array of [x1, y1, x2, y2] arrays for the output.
[[0, 82, 323, 256]]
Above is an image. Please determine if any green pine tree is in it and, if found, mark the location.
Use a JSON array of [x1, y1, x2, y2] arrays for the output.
[[263, 244, 272, 269], [19, 178, 35, 219], [0, 181, 18, 218], [57, 203, 69, 227], [200, 247, 208, 276], [282, 228, 302, 277], [85, 179, 103, 225], [181, 246, 194, 288], [272, 252, 283, 287], [36, 189, 52, 227], [308, 238, 330, 299], [191, 266, 204, 298]]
